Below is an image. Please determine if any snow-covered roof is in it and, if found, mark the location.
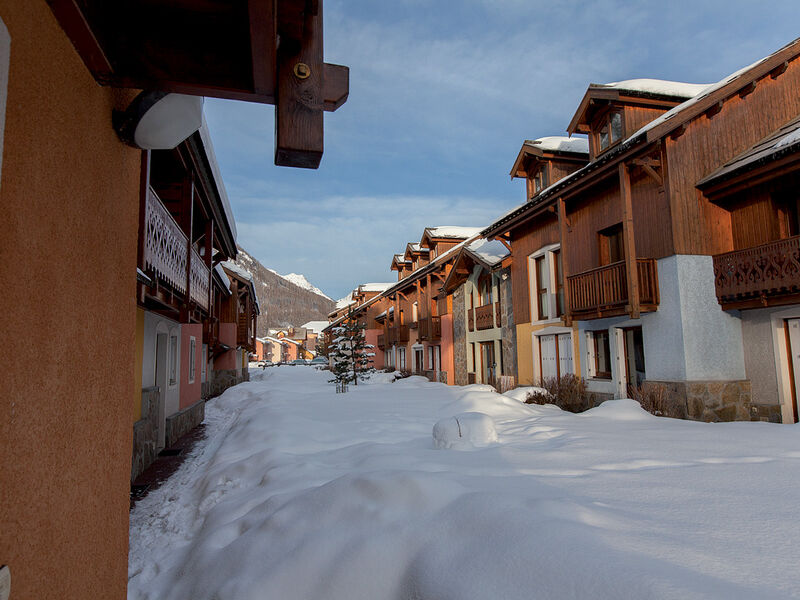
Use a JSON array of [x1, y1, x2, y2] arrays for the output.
[[335, 293, 355, 310], [214, 263, 231, 291], [302, 321, 330, 335], [264, 336, 287, 345], [197, 117, 237, 243], [593, 78, 710, 99], [221, 260, 253, 282], [359, 282, 395, 293], [423, 226, 484, 240], [466, 238, 510, 266], [523, 136, 589, 155]]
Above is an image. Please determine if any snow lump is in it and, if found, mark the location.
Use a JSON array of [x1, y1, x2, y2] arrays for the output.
[[433, 412, 498, 449]]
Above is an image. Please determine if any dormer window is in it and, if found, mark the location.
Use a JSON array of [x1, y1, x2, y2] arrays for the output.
[[596, 111, 623, 152], [528, 166, 549, 199]]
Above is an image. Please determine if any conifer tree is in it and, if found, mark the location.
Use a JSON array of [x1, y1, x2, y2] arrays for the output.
[[328, 311, 375, 388]]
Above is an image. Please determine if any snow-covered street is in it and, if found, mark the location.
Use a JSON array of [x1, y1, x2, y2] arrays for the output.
[[129, 368, 800, 600]]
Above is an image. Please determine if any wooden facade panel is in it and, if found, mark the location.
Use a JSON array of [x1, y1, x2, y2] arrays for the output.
[[666, 58, 800, 255], [629, 168, 674, 259], [729, 190, 778, 249], [564, 177, 621, 275], [623, 105, 668, 140], [509, 214, 560, 325]]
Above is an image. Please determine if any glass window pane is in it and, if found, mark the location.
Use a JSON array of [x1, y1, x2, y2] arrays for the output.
[[610, 112, 623, 142], [599, 125, 609, 150]]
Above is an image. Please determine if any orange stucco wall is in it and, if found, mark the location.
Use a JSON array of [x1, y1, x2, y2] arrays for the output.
[[365, 328, 384, 369], [0, 3, 141, 599], [216, 323, 237, 370], [180, 324, 203, 410], [440, 314, 455, 385]]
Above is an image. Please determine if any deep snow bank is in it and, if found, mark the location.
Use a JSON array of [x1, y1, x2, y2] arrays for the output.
[[129, 367, 800, 600]]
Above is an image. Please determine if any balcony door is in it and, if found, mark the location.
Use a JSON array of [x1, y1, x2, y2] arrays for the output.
[[414, 348, 424, 373], [622, 326, 646, 394]]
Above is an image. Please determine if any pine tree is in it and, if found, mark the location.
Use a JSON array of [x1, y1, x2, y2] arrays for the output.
[[328, 310, 375, 388]]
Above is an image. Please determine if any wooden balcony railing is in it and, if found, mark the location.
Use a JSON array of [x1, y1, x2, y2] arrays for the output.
[[143, 186, 187, 294], [418, 316, 442, 341], [377, 334, 386, 350], [568, 259, 659, 318], [142, 186, 211, 313], [189, 247, 210, 312], [468, 309, 475, 331], [495, 302, 502, 328], [713, 235, 800, 307], [475, 303, 495, 330]]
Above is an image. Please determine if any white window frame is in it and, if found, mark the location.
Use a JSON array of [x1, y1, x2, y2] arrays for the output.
[[201, 343, 208, 382], [188, 336, 197, 383], [528, 243, 561, 324]]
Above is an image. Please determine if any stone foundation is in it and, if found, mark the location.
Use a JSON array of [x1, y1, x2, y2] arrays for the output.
[[165, 399, 205, 448], [131, 386, 161, 482], [204, 368, 249, 399], [643, 380, 764, 422]]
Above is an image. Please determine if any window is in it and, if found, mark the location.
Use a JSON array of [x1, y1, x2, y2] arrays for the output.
[[188, 337, 196, 383], [535, 255, 549, 320], [169, 335, 178, 385], [398, 347, 406, 370], [477, 273, 492, 306], [530, 166, 549, 198], [201, 344, 208, 382], [596, 111, 624, 152], [775, 193, 800, 239], [593, 330, 612, 379], [553, 249, 564, 317], [412, 302, 418, 322], [599, 223, 624, 265]]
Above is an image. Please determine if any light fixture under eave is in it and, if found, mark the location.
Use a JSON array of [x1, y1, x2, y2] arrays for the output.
[[114, 91, 204, 150]]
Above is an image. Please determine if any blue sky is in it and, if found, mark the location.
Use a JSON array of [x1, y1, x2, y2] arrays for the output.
[[205, 0, 800, 301]]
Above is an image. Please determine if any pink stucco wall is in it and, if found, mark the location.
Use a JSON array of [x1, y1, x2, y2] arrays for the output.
[[365, 328, 384, 369], [180, 324, 202, 410], [216, 323, 237, 370], [440, 314, 455, 385]]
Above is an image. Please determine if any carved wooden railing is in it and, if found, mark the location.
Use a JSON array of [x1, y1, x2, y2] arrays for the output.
[[386, 324, 410, 344], [568, 259, 659, 317], [143, 187, 187, 294], [475, 303, 495, 330], [189, 247, 210, 312], [495, 302, 502, 328], [377, 334, 386, 349], [468, 308, 475, 331], [713, 236, 800, 305]]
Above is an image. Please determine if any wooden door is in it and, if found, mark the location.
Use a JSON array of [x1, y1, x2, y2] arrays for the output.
[[414, 348, 424, 373], [540, 335, 558, 380], [557, 333, 573, 376], [481, 342, 496, 387]]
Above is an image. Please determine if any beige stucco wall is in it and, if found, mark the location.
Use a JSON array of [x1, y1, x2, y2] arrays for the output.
[[0, 3, 141, 598]]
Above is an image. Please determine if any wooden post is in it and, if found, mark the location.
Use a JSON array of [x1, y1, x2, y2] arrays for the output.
[[205, 221, 214, 316], [619, 162, 640, 319], [181, 174, 195, 323], [275, 0, 324, 168], [137, 150, 150, 272], [557, 197, 572, 327]]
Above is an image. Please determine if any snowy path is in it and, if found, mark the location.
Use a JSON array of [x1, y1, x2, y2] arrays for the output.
[[129, 368, 800, 600]]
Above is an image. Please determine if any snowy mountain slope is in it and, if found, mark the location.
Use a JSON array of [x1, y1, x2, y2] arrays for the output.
[[280, 272, 331, 300], [233, 247, 335, 335]]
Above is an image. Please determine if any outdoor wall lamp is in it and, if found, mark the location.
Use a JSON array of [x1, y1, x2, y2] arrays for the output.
[[114, 91, 204, 150]]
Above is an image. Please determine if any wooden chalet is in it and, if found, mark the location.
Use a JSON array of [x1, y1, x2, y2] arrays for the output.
[[486, 38, 800, 421]]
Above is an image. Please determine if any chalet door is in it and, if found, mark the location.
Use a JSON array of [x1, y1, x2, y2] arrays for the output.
[[557, 333, 573, 376], [414, 348, 424, 373], [154, 333, 168, 450], [786, 319, 800, 422], [540, 335, 558, 380], [622, 327, 646, 394], [481, 342, 496, 387]]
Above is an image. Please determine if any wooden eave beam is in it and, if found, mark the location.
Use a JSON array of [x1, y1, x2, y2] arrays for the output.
[[46, 0, 114, 82], [700, 152, 800, 202], [249, 0, 278, 98]]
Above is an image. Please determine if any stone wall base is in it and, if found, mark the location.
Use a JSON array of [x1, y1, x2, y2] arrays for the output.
[[204, 368, 248, 399], [131, 386, 161, 482], [641, 379, 777, 422], [165, 400, 205, 448]]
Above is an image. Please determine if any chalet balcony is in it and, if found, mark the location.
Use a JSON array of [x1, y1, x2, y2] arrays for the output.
[[386, 324, 410, 345], [712, 236, 800, 309], [377, 334, 386, 350], [418, 316, 442, 341], [568, 259, 659, 319], [141, 186, 210, 313]]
